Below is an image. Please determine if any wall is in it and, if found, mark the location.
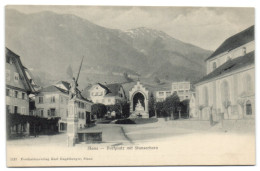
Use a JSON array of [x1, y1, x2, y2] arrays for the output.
[[196, 66, 255, 120], [6, 58, 29, 115], [206, 41, 255, 74]]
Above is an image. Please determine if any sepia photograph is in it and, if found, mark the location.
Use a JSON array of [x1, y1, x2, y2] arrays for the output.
[[4, 4, 256, 167]]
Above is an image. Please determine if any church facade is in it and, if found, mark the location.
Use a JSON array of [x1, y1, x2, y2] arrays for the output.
[[194, 25, 255, 121]]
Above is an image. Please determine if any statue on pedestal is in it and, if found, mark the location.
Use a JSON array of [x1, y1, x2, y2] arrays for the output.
[[67, 56, 84, 147], [135, 99, 144, 111], [69, 77, 78, 100]]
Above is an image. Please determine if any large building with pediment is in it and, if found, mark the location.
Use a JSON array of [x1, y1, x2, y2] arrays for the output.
[[194, 25, 255, 120]]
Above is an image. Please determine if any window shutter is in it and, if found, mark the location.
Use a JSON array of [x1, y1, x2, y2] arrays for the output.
[[48, 109, 50, 116]]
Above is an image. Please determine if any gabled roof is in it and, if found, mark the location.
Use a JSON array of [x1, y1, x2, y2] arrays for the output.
[[55, 80, 70, 90], [41, 85, 68, 93], [87, 83, 125, 98], [105, 83, 123, 97], [197, 51, 254, 84], [206, 25, 254, 61], [97, 83, 111, 93], [6, 47, 34, 93], [40, 82, 92, 103]]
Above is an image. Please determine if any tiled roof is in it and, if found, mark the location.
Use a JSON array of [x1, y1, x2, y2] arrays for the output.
[[197, 51, 254, 84], [206, 25, 254, 61]]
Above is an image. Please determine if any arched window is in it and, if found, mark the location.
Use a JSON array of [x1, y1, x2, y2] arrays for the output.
[[212, 62, 217, 70], [246, 100, 252, 115], [221, 81, 230, 102], [203, 86, 209, 106], [244, 74, 252, 92]]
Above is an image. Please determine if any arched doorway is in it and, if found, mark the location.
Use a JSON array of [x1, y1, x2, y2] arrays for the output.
[[133, 92, 145, 111], [246, 100, 252, 115]]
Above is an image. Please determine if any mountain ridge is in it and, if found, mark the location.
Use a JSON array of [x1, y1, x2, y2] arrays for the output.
[[6, 9, 212, 88]]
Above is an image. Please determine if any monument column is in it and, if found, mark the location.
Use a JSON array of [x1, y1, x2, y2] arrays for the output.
[[67, 100, 78, 147]]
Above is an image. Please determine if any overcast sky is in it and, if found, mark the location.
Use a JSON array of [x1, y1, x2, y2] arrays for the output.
[[7, 6, 254, 50]]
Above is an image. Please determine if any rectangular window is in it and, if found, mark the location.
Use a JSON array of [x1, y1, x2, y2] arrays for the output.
[[51, 96, 55, 103], [39, 109, 44, 117], [14, 106, 18, 113], [166, 92, 171, 97], [14, 72, 19, 82], [6, 89, 10, 96], [159, 92, 164, 96], [22, 93, 25, 100], [50, 108, 55, 116], [39, 96, 43, 103], [15, 91, 18, 98]]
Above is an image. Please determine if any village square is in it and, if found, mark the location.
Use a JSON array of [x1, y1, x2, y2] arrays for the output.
[[5, 7, 255, 163]]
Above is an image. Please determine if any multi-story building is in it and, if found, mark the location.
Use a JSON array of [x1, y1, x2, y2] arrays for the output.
[[5, 48, 35, 137], [89, 83, 127, 105], [155, 90, 172, 102], [155, 82, 191, 102], [194, 25, 255, 120], [172, 82, 191, 101], [35, 81, 92, 132]]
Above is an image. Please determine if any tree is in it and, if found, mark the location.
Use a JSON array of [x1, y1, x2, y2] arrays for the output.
[[163, 92, 180, 118], [156, 101, 164, 117], [122, 102, 130, 118], [91, 103, 107, 119], [179, 99, 190, 118], [237, 98, 245, 118], [149, 93, 156, 117]]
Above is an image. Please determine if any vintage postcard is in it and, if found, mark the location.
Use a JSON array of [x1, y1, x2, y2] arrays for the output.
[[5, 6, 255, 167]]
